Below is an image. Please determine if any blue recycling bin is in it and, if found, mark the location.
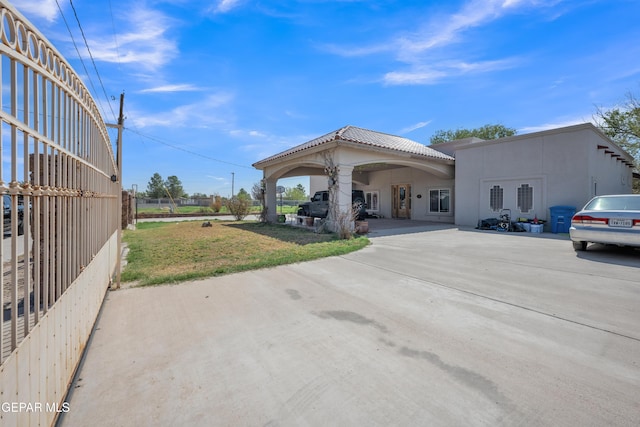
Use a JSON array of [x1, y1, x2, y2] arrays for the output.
[[549, 205, 576, 233]]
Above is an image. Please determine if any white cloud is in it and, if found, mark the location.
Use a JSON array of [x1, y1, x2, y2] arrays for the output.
[[319, 43, 393, 58], [132, 92, 235, 128], [211, 0, 244, 14], [384, 58, 519, 85], [324, 0, 523, 59], [228, 130, 319, 162], [518, 117, 594, 134], [396, 0, 563, 57], [138, 84, 201, 94], [383, 69, 447, 85], [325, 0, 560, 85], [12, 0, 59, 22], [399, 121, 432, 134], [229, 129, 268, 138], [85, 6, 178, 70], [396, 2, 497, 55], [284, 110, 308, 119]]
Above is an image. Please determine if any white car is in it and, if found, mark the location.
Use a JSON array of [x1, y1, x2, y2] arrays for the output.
[[569, 194, 640, 251]]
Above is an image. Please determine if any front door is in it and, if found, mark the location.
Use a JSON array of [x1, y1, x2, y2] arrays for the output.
[[392, 184, 411, 219]]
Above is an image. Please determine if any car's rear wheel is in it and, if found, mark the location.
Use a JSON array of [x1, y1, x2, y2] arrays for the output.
[[572, 241, 587, 251]]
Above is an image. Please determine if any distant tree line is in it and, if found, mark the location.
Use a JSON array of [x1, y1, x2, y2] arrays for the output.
[[143, 173, 186, 199], [429, 124, 516, 144], [138, 172, 310, 201]]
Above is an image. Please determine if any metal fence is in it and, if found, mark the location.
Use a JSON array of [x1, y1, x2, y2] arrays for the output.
[[0, 2, 120, 425]]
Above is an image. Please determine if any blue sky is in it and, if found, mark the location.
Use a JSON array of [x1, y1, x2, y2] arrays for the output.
[[12, 0, 640, 197]]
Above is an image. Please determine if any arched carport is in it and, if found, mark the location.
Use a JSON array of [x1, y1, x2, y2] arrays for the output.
[[253, 126, 455, 225]]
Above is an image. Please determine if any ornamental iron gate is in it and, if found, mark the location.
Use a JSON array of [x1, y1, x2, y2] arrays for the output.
[[0, 2, 121, 426]]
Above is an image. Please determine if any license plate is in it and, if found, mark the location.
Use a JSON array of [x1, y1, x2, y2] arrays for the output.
[[609, 218, 632, 228]]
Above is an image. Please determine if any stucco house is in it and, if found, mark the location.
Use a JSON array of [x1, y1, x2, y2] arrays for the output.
[[252, 123, 635, 229]]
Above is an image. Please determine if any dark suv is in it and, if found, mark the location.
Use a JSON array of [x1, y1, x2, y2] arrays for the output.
[[298, 190, 367, 220], [3, 195, 24, 236]]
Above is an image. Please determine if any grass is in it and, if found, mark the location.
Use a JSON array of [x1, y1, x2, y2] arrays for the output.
[[137, 205, 300, 215], [122, 220, 369, 286]]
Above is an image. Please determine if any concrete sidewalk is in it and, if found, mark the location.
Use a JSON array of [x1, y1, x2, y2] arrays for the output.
[[58, 226, 640, 426]]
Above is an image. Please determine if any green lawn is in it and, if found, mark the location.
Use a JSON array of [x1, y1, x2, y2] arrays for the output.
[[136, 205, 300, 215], [122, 220, 369, 286]]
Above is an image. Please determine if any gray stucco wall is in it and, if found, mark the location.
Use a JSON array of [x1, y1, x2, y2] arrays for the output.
[[453, 125, 633, 228]]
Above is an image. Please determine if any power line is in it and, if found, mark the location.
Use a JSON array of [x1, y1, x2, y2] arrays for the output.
[[67, 0, 117, 122], [124, 127, 254, 169], [54, 0, 109, 118], [107, 0, 133, 134], [107, 0, 123, 70], [55, 0, 115, 122], [57, 2, 252, 172]]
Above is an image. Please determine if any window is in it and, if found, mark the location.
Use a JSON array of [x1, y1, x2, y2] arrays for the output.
[[517, 184, 534, 213], [489, 185, 503, 212], [429, 189, 450, 213], [365, 191, 379, 212]]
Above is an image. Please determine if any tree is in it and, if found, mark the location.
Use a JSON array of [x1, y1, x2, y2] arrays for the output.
[[236, 188, 251, 200], [146, 173, 187, 198], [146, 173, 165, 198], [133, 189, 148, 198], [430, 124, 517, 145], [284, 184, 306, 201], [191, 192, 209, 198], [594, 91, 640, 169], [165, 175, 185, 199], [251, 182, 264, 202]]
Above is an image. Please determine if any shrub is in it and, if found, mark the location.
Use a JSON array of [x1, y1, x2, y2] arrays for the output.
[[333, 207, 357, 239], [226, 196, 251, 220], [211, 194, 223, 213]]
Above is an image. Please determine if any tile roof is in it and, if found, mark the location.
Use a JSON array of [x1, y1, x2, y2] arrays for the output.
[[254, 125, 454, 166]]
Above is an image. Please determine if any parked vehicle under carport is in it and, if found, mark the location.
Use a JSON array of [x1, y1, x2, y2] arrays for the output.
[[298, 190, 367, 221]]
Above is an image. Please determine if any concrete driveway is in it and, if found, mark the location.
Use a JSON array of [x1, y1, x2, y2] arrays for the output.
[[58, 225, 640, 427]]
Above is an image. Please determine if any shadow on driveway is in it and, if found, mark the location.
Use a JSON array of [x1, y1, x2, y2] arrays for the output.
[[575, 243, 640, 268]]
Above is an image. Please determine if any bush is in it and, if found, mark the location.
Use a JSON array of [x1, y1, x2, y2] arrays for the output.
[[211, 195, 223, 213], [334, 208, 356, 239], [226, 196, 252, 220]]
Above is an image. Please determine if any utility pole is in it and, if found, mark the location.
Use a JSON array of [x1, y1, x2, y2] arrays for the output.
[[132, 184, 138, 224], [106, 92, 125, 289], [117, 92, 124, 174], [231, 172, 235, 198]]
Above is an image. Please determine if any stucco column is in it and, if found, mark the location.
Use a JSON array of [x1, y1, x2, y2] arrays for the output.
[[336, 165, 354, 217], [264, 177, 278, 223], [327, 164, 354, 232]]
